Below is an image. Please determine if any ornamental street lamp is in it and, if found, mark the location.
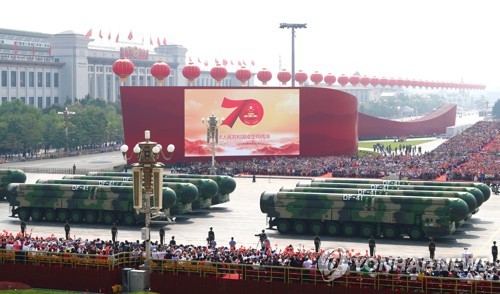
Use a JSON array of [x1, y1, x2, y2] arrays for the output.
[[120, 130, 175, 273], [202, 113, 224, 175], [279, 23, 307, 87], [57, 107, 75, 156]]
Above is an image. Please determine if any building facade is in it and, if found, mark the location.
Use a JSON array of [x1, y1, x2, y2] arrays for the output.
[[0, 28, 247, 108]]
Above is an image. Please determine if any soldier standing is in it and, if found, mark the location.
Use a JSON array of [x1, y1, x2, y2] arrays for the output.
[[64, 221, 71, 240], [429, 238, 436, 259], [208, 227, 215, 244], [20, 220, 26, 236], [255, 230, 267, 249], [229, 237, 236, 250], [492, 241, 498, 263], [111, 223, 118, 243], [169, 236, 176, 246], [369, 235, 376, 257], [314, 234, 321, 253], [159, 227, 165, 246]]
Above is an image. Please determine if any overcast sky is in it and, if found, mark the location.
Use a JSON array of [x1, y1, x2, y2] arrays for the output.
[[2, 0, 498, 90]]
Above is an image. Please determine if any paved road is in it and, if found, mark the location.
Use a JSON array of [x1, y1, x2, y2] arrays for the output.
[[1, 151, 498, 260]]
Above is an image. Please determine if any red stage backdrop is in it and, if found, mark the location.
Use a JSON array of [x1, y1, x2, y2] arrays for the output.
[[120, 87, 358, 164], [358, 104, 457, 139]]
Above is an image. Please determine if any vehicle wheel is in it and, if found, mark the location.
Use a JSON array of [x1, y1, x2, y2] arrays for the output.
[[342, 222, 357, 237], [31, 208, 43, 221], [408, 226, 424, 240], [293, 220, 308, 234], [123, 213, 136, 226], [359, 224, 375, 238], [103, 212, 115, 225], [18, 208, 30, 221], [326, 222, 341, 236], [58, 210, 69, 222], [383, 224, 399, 239], [70, 211, 83, 223], [44, 209, 56, 222], [276, 219, 291, 234], [85, 211, 98, 224], [310, 221, 324, 235]]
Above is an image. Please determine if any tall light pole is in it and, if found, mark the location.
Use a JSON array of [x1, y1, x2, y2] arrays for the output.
[[279, 23, 307, 87], [57, 107, 76, 155], [202, 113, 224, 175], [120, 130, 175, 278]]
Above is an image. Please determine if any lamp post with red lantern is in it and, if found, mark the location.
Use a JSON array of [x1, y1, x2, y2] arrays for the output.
[[182, 60, 201, 86], [151, 61, 171, 85], [210, 63, 227, 86], [310, 71, 323, 86], [257, 68, 272, 85], [112, 57, 134, 85], [277, 69, 292, 86], [294, 70, 308, 86], [235, 66, 252, 86]]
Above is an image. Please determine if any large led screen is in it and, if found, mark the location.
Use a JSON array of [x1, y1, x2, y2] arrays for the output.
[[184, 89, 300, 157]]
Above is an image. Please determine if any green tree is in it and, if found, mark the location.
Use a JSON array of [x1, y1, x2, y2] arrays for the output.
[[0, 100, 43, 157], [41, 109, 66, 153]]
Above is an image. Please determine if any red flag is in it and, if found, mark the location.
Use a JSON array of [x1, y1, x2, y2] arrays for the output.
[[150, 36, 153, 45], [115, 33, 120, 43], [108, 32, 111, 40], [197, 57, 201, 63], [242, 60, 246, 66], [85, 29, 92, 38], [231, 60, 234, 66], [99, 30, 103, 39], [237, 60, 241, 66], [204, 60, 208, 67], [251, 60, 255, 66], [162, 37, 167, 45], [215, 58, 219, 64], [222, 59, 228, 66], [157, 37, 160, 46], [142, 35, 144, 44], [13, 42, 17, 55], [32, 44, 34, 56], [128, 30, 133, 40], [189, 56, 192, 63]]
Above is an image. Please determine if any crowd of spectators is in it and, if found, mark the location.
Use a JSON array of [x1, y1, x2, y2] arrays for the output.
[[2, 229, 500, 282], [174, 121, 499, 183]]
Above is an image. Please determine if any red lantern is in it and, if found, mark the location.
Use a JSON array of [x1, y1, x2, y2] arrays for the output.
[[379, 77, 388, 87], [359, 76, 370, 87], [337, 74, 349, 87], [310, 71, 323, 86], [150, 61, 171, 85], [257, 68, 272, 85], [370, 76, 380, 87], [294, 70, 308, 86], [277, 69, 292, 86], [210, 63, 227, 86], [396, 78, 405, 88], [182, 61, 201, 85], [112, 58, 134, 83], [235, 66, 252, 86], [324, 73, 336, 86], [403, 79, 412, 88], [349, 75, 360, 86], [387, 78, 397, 88]]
